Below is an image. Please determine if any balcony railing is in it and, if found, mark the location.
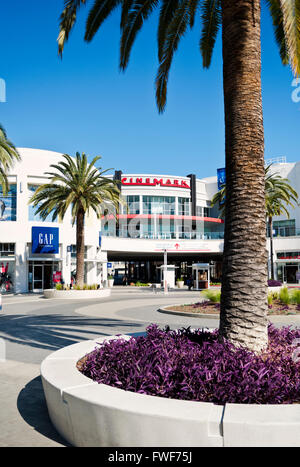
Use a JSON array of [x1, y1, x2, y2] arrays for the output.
[[267, 228, 300, 238], [101, 231, 224, 240]]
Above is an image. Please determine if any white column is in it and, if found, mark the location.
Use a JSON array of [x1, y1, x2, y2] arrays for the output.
[[86, 246, 97, 285], [15, 242, 27, 293], [62, 244, 71, 286]]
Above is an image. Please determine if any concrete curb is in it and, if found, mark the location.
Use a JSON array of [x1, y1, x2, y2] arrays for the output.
[[157, 305, 219, 319], [43, 289, 111, 300]]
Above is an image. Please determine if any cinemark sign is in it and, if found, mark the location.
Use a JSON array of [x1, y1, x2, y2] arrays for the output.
[[121, 177, 190, 189]]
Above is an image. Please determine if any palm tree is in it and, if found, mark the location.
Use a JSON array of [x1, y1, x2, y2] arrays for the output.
[[57, 1, 300, 352], [211, 164, 299, 280], [0, 125, 20, 195], [29, 152, 120, 287], [265, 167, 298, 280]]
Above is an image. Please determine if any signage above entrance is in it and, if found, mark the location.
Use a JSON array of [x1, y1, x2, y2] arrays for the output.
[[121, 177, 190, 189], [32, 227, 59, 254]]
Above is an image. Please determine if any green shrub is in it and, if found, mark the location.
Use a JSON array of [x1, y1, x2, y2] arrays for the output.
[[272, 291, 279, 301], [201, 289, 221, 303], [291, 289, 300, 305], [267, 293, 273, 306], [279, 286, 291, 306], [55, 283, 63, 291]]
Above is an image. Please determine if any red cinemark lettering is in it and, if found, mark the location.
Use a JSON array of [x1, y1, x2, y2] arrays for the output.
[[121, 177, 190, 189]]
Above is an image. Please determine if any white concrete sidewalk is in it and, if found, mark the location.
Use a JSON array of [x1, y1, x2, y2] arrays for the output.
[[0, 360, 68, 447]]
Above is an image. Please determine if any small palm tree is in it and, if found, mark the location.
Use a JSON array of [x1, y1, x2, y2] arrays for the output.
[[211, 164, 299, 280], [265, 167, 298, 280], [0, 125, 20, 194], [29, 152, 120, 287]]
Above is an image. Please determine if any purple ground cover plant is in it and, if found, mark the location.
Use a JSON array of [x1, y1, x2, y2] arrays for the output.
[[268, 280, 282, 287], [80, 324, 300, 405]]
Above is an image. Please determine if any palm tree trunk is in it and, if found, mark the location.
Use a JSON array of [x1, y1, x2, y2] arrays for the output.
[[269, 216, 275, 280], [76, 207, 85, 287], [219, 0, 268, 352]]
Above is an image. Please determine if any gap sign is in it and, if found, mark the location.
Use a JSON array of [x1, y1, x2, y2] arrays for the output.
[[32, 227, 59, 254]]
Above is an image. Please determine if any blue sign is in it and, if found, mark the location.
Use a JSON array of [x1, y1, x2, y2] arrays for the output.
[[107, 263, 112, 268], [217, 168, 226, 190], [99, 233, 102, 248], [32, 227, 59, 254]]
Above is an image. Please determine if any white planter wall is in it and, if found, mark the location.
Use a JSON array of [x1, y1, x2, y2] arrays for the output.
[[41, 337, 300, 447]]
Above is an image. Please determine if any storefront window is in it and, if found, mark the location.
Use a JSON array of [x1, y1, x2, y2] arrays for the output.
[[0, 184, 17, 221], [0, 261, 15, 293], [28, 185, 57, 222]]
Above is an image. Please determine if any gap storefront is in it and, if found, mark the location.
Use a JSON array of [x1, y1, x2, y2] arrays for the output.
[[28, 227, 61, 292]]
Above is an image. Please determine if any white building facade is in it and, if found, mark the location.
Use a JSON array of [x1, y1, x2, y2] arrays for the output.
[[0, 148, 299, 293]]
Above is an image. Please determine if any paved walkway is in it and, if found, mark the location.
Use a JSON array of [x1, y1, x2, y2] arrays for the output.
[[1, 288, 300, 447]]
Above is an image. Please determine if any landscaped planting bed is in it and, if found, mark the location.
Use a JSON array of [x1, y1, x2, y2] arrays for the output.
[[78, 324, 300, 405], [165, 287, 300, 316]]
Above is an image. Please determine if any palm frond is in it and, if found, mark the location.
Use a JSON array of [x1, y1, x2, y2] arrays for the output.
[[120, 0, 159, 71], [85, 0, 122, 42], [157, 0, 179, 62], [266, 0, 289, 65], [199, 0, 221, 69], [156, 0, 191, 113], [58, 0, 87, 57], [0, 124, 20, 195], [279, 0, 300, 75]]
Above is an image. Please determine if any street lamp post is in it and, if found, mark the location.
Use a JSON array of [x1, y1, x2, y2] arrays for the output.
[[163, 249, 168, 295]]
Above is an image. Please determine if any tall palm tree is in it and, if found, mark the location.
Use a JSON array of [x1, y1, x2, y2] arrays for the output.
[[211, 164, 299, 280], [29, 152, 120, 287], [57, 0, 300, 352], [0, 125, 20, 194]]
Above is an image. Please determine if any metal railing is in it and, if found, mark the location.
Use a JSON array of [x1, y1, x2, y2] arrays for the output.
[[101, 231, 224, 240]]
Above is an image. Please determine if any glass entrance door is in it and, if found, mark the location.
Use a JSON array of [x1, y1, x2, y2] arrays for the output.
[[33, 265, 43, 292], [283, 265, 298, 284], [29, 261, 60, 292]]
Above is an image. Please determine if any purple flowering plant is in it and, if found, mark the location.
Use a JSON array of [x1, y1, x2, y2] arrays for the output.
[[80, 324, 300, 405]]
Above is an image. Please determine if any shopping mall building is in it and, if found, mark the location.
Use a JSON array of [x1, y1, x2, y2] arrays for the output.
[[1, 148, 300, 293]]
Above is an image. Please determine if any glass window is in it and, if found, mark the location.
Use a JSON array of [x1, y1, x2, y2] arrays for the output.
[[0, 243, 15, 256], [70, 245, 88, 259], [142, 196, 175, 215], [272, 219, 296, 237], [28, 185, 57, 222], [178, 197, 191, 216], [277, 251, 300, 259], [0, 184, 17, 222], [125, 195, 140, 214]]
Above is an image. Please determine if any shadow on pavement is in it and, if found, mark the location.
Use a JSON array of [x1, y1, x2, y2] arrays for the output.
[[17, 375, 71, 447], [0, 314, 143, 352]]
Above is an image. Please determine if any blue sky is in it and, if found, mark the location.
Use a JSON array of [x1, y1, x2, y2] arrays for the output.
[[1, 1, 299, 179]]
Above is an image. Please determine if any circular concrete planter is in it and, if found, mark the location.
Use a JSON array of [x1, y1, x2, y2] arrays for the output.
[[158, 305, 218, 319], [43, 288, 111, 300], [176, 281, 184, 289], [107, 279, 114, 288], [41, 336, 300, 447]]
